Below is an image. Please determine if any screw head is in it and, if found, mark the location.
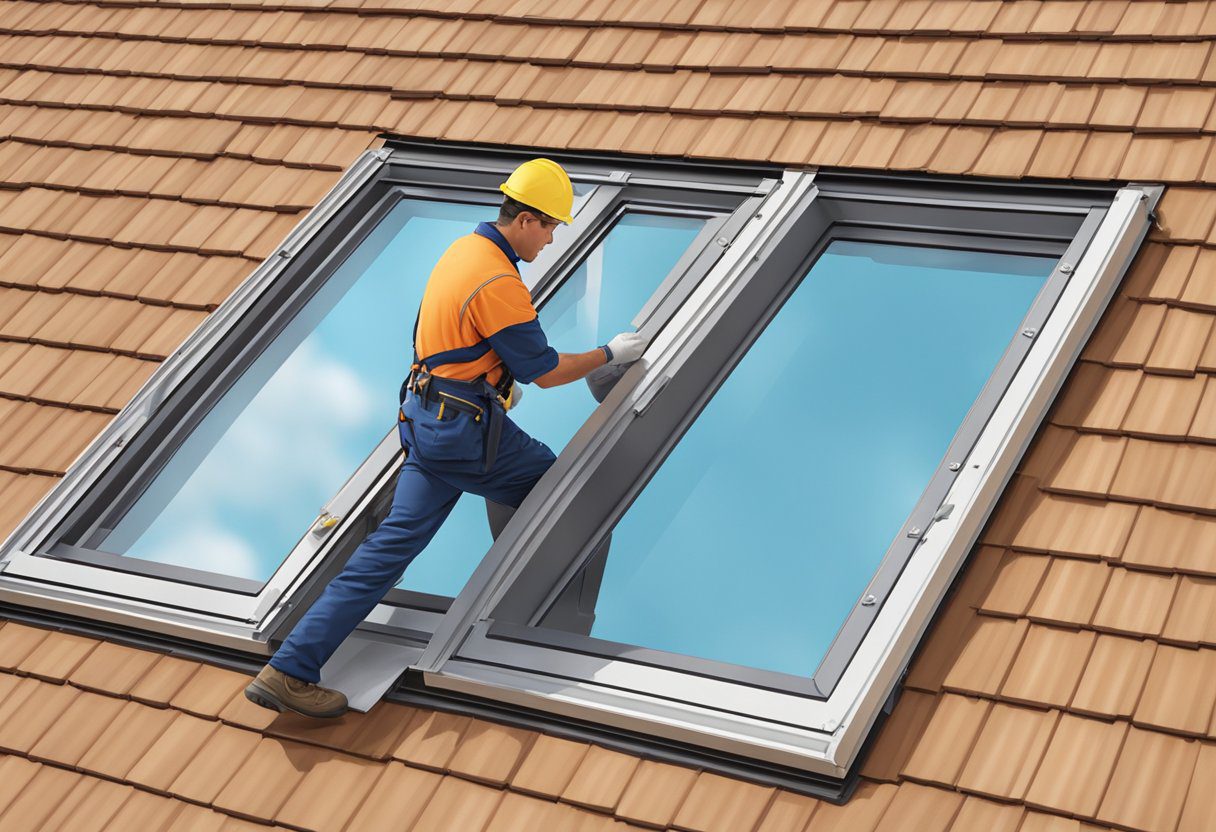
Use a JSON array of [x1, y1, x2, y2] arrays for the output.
[[1060, 263, 1073, 274], [948, 462, 961, 471], [861, 594, 877, 607]]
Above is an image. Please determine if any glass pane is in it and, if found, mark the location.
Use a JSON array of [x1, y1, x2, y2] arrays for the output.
[[400, 213, 706, 596], [100, 199, 487, 581], [537, 241, 1057, 678]]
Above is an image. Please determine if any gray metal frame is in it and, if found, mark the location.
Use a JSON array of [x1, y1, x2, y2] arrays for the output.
[[0, 142, 773, 651], [418, 169, 1159, 776]]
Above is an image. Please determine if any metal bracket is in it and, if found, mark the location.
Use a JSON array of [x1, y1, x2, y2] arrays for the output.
[[632, 375, 670, 417]]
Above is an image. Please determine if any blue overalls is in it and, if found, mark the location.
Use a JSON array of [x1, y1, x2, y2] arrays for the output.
[[269, 226, 559, 685]]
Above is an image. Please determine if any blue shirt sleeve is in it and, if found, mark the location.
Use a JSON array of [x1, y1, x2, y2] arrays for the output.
[[487, 317, 560, 384]]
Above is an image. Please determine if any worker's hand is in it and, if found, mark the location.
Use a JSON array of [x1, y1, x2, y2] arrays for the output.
[[604, 331, 648, 366]]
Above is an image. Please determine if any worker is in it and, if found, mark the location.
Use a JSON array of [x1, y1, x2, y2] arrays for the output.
[[245, 158, 647, 718]]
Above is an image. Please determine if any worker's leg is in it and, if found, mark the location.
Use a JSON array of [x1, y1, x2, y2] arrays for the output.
[[467, 415, 559, 508], [269, 455, 460, 684]]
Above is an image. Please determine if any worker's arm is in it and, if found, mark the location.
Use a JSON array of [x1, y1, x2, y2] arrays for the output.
[[533, 331, 648, 388]]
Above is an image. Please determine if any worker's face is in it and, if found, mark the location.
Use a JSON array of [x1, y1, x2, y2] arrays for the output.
[[515, 212, 559, 262]]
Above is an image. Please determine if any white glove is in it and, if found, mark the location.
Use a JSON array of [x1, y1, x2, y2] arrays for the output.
[[604, 331, 648, 366]]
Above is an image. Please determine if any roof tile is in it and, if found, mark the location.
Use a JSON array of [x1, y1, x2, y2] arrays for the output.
[[1024, 713, 1128, 818], [274, 750, 383, 831], [614, 759, 698, 828], [1091, 568, 1177, 636], [391, 708, 471, 771], [1188, 377, 1216, 442], [901, 693, 991, 786], [410, 775, 505, 832], [446, 719, 535, 786], [1125, 244, 1190, 303], [802, 780, 897, 832], [212, 736, 328, 820], [1177, 741, 1216, 832], [99, 788, 183, 832], [1001, 625, 1095, 708], [0, 621, 52, 670], [1133, 646, 1216, 735], [342, 762, 441, 831], [1157, 442, 1216, 513], [754, 790, 820, 832], [1145, 308, 1214, 375], [1178, 248, 1216, 309], [0, 764, 86, 832], [167, 661, 250, 719], [0, 677, 79, 753], [14, 629, 99, 681], [942, 616, 1029, 697], [128, 653, 201, 706], [1027, 558, 1110, 627], [946, 796, 1024, 832], [1162, 576, 1216, 645], [43, 778, 131, 832], [561, 744, 641, 812], [27, 688, 128, 767], [124, 711, 221, 793], [1050, 363, 1141, 432], [34, 775, 101, 832], [861, 689, 939, 782], [1072, 634, 1157, 719], [956, 703, 1058, 801], [1122, 373, 1205, 437], [1107, 437, 1176, 504], [1097, 727, 1200, 832], [509, 733, 590, 798], [1042, 432, 1125, 497], [871, 782, 963, 832], [979, 551, 1050, 617], [167, 722, 263, 804], [75, 699, 177, 780], [1010, 493, 1137, 559], [671, 771, 775, 832], [1082, 298, 1166, 367]]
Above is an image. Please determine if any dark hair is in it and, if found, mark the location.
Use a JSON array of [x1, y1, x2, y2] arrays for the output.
[[498, 195, 557, 227]]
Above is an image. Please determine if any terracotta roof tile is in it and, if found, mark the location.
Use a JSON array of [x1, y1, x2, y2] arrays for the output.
[[802, 780, 897, 832], [947, 796, 1024, 832], [614, 759, 698, 827], [124, 711, 221, 793], [168, 722, 263, 805], [342, 762, 442, 831], [445, 719, 535, 786], [100, 788, 183, 831], [0, 755, 40, 817], [956, 703, 1058, 801], [1091, 568, 1177, 636], [1122, 373, 1205, 437], [411, 775, 505, 832], [561, 744, 641, 812], [75, 699, 177, 780], [671, 771, 774, 832], [861, 689, 939, 782], [1177, 741, 1216, 832], [26, 688, 127, 767], [1027, 558, 1110, 627], [942, 616, 1029, 697], [871, 782, 963, 832], [1043, 432, 1126, 498], [1097, 727, 1200, 832], [1180, 249, 1216, 310], [509, 734, 590, 798], [0, 677, 79, 753], [1072, 633, 1157, 719], [1125, 245, 1189, 303], [754, 790, 819, 832], [1158, 442, 1216, 511], [391, 708, 471, 771], [0, 621, 51, 669], [1133, 645, 1216, 735], [1001, 625, 1095, 708], [127, 651, 200, 705], [1157, 189, 1216, 242], [43, 777, 131, 832], [979, 551, 1050, 617], [1010, 493, 1137, 559], [14, 628, 99, 681], [1145, 308, 1214, 375], [274, 749, 383, 831], [1025, 714, 1126, 818], [212, 736, 328, 820], [0, 764, 86, 832], [901, 693, 991, 786], [1107, 437, 1176, 504], [1162, 576, 1216, 645], [34, 775, 101, 832], [1082, 299, 1166, 367], [1187, 378, 1216, 442], [483, 792, 580, 832]]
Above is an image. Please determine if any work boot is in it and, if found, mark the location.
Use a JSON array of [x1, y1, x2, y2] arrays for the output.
[[244, 664, 348, 719]]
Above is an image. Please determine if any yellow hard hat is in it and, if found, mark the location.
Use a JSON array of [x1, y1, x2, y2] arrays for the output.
[[499, 158, 574, 225]]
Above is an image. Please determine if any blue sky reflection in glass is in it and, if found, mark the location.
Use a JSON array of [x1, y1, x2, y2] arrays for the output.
[[400, 213, 706, 596], [541, 241, 1056, 679], [104, 199, 486, 580]]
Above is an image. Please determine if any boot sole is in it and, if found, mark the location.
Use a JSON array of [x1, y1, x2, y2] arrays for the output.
[[244, 679, 348, 719]]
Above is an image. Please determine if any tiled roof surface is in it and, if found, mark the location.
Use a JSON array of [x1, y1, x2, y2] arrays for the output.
[[1, 1, 1215, 830]]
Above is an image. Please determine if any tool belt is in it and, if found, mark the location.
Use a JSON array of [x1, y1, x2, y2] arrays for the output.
[[399, 370, 512, 473]]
